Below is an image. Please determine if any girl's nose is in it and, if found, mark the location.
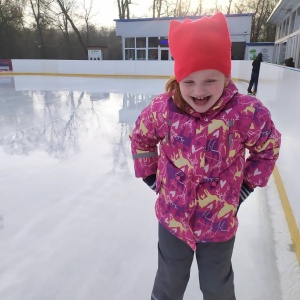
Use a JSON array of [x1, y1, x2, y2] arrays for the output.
[[193, 83, 206, 97]]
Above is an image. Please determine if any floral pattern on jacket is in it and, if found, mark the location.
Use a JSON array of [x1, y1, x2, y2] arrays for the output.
[[130, 80, 281, 250]]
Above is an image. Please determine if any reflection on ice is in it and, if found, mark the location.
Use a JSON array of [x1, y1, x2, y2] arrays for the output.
[[119, 93, 153, 123], [0, 77, 159, 160]]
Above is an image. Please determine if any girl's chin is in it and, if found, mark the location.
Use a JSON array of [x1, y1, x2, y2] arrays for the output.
[[194, 107, 210, 113], [190, 102, 211, 113]]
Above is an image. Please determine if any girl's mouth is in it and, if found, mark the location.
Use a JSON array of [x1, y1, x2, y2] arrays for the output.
[[192, 96, 211, 105]]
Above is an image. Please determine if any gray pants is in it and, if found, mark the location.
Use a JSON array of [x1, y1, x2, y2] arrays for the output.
[[151, 224, 236, 300]]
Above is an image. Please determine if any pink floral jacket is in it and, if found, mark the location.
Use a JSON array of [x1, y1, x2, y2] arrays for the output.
[[130, 81, 281, 250]]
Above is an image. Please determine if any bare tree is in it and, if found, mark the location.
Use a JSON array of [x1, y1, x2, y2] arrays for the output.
[[173, 0, 192, 17], [79, 0, 98, 46], [213, 0, 223, 12], [55, 0, 87, 57], [226, 0, 234, 14], [152, 0, 163, 18], [0, 0, 25, 57], [0, 0, 279, 59], [151, 0, 209, 18], [194, 0, 204, 16], [55, 3, 73, 58], [233, 0, 277, 42], [28, 0, 52, 58], [117, 0, 132, 19], [147, 0, 277, 42], [151, 0, 175, 18]]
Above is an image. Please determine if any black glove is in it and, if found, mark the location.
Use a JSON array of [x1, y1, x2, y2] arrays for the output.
[[236, 182, 254, 215], [143, 174, 156, 191], [240, 182, 254, 203]]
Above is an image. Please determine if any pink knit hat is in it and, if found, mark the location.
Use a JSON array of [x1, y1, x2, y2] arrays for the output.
[[168, 12, 231, 82]]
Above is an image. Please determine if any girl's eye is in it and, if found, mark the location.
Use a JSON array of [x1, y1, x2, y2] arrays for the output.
[[183, 81, 194, 85], [206, 80, 216, 83]]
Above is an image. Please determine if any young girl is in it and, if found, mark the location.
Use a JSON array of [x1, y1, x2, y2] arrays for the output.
[[130, 13, 281, 300]]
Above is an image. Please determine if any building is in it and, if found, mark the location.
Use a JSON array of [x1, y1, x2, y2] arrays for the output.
[[268, 0, 300, 68], [87, 46, 108, 60], [115, 14, 253, 61]]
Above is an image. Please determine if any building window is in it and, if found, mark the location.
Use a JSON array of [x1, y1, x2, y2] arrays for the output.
[[123, 36, 171, 61], [136, 38, 146, 48], [125, 38, 135, 48], [148, 37, 159, 60], [283, 20, 286, 37], [148, 49, 158, 60], [285, 18, 289, 36], [161, 49, 169, 60], [279, 22, 283, 38], [159, 37, 169, 47], [148, 37, 159, 47], [125, 38, 135, 60], [276, 25, 281, 40], [137, 49, 146, 60], [279, 42, 286, 64], [294, 8, 300, 31], [125, 49, 135, 60], [290, 12, 296, 34]]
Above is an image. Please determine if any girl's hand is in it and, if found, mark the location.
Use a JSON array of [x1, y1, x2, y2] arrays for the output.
[[143, 174, 156, 191], [236, 182, 254, 215]]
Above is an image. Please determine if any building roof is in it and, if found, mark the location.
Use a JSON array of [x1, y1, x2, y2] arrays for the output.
[[114, 13, 254, 23], [268, 0, 300, 24]]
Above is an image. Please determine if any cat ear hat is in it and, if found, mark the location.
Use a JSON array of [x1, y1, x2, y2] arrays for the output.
[[168, 12, 231, 82]]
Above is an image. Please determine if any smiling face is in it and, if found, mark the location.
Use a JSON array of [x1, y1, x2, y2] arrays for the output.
[[179, 69, 226, 113]]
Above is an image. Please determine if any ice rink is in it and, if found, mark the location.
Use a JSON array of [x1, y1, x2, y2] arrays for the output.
[[0, 75, 299, 300]]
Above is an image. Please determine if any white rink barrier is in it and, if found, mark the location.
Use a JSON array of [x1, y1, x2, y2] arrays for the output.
[[259, 64, 300, 263], [10, 59, 254, 81]]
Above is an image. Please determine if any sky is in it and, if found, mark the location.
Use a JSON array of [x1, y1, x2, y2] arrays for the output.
[[92, 0, 229, 27]]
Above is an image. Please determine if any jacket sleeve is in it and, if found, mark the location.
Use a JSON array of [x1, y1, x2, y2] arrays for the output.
[[129, 97, 164, 179], [243, 101, 281, 188]]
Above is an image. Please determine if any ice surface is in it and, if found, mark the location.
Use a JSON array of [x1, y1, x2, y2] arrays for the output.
[[0, 76, 299, 300]]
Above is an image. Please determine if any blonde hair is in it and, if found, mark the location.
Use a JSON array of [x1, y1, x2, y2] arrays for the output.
[[165, 76, 188, 112]]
